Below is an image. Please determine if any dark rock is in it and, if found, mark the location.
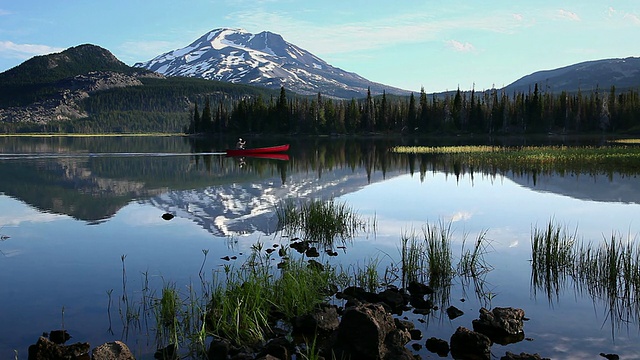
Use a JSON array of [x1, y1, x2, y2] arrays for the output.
[[92, 341, 135, 360], [154, 344, 178, 359], [450, 326, 491, 360], [472, 307, 526, 345], [600, 353, 620, 360], [425, 337, 449, 357], [501, 352, 551, 360], [256, 337, 293, 360], [48, 330, 71, 344], [307, 259, 324, 271], [411, 343, 422, 351], [28, 336, 90, 360], [290, 240, 309, 253], [161, 213, 174, 220], [339, 286, 379, 304], [377, 288, 408, 313], [293, 304, 340, 335], [409, 329, 422, 340], [393, 318, 414, 332], [446, 306, 464, 320], [306, 246, 320, 257], [409, 295, 433, 310], [406, 281, 433, 296], [207, 337, 231, 360], [327, 302, 414, 360]]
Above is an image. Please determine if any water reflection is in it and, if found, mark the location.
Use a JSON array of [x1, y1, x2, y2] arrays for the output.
[[1, 135, 640, 359]]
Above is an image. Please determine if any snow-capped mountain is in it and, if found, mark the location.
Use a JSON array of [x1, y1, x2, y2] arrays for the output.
[[134, 28, 410, 99]]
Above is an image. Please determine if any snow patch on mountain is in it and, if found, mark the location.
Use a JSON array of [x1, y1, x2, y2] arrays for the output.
[[134, 27, 410, 98]]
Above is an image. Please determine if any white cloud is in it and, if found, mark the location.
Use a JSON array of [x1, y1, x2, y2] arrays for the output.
[[449, 211, 473, 222], [607, 7, 616, 17], [556, 9, 581, 21], [446, 40, 476, 53], [512, 13, 524, 21], [623, 13, 640, 25], [0, 41, 64, 59]]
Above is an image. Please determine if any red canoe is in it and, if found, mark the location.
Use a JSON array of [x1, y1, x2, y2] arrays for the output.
[[226, 144, 290, 156]]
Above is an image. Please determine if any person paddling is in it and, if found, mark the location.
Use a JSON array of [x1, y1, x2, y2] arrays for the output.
[[236, 138, 246, 149]]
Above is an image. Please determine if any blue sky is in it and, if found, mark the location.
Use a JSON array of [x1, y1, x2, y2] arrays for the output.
[[0, 1, 638, 93]]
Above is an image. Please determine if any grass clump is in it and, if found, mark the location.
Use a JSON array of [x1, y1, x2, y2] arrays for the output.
[[205, 242, 337, 346], [530, 221, 640, 329], [275, 198, 370, 245]]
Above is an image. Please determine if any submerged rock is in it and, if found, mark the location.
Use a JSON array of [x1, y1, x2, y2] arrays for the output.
[[425, 337, 449, 357], [450, 326, 491, 360]]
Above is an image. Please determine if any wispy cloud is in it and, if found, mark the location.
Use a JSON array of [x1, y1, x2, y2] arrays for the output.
[[556, 9, 581, 21], [623, 13, 640, 25], [228, 9, 531, 56], [446, 40, 476, 53], [0, 9, 11, 16], [0, 41, 63, 59]]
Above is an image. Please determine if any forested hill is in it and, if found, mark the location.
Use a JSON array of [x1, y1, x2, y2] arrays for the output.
[[0, 44, 279, 133]]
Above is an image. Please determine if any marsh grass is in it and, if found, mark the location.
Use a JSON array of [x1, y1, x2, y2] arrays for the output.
[[391, 145, 640, 175], [458, 230, 493, 277], [530, 220, 577, 301], [205, 242, 338, 346], [531, 221, 640, 330], [275, 198, 371, 246]]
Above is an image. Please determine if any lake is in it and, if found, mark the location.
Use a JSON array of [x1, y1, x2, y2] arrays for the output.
[[1, 135, 639, 359]]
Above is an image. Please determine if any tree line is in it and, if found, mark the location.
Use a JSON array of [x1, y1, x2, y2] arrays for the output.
[[189, 84, 640, 135]]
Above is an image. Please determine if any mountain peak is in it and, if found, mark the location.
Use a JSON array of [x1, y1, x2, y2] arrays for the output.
[[135, 28, 409, 98]]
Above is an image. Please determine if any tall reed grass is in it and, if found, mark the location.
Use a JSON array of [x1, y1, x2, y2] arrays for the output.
[[275, 198, 372, 245], [531, 221, 640, 330]]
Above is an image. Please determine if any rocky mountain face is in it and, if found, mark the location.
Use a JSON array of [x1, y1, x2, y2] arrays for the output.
[[0, 44, 159, 124], [134, 28, 410, 99], [0, 71, 148, 124], [503, 57, 640, 94]]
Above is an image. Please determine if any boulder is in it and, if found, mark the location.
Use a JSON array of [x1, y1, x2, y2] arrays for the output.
[[293, 304, 340, 335], [207, 337, 231, 360], [92, 341, 135, 360], [449, 326, 491, 360], [425, 337, 449, 357], [28, 336, 90, 360], [472, 307, 526, 345], [327, 303, 414, 360]]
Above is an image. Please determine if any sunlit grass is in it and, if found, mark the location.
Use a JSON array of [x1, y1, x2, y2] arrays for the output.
[[391, 145, 640, 175]]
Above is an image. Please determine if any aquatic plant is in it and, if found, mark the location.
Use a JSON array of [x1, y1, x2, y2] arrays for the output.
[[275, 198, 370, 246], [530, 221, 640, 331], [457, 229, 493, 277]]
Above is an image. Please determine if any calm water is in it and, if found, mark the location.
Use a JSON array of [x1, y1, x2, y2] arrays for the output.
[[1, 135, 640, 359]]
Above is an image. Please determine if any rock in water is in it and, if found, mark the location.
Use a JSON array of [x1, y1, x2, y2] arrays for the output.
[[161, 213, 175, 220]]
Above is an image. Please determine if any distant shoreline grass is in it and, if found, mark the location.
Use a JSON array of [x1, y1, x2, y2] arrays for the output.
[[391, 145, 640, 173]]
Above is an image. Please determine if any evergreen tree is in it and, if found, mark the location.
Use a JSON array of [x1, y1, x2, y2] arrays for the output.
[[201, 97, 213, 133]]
